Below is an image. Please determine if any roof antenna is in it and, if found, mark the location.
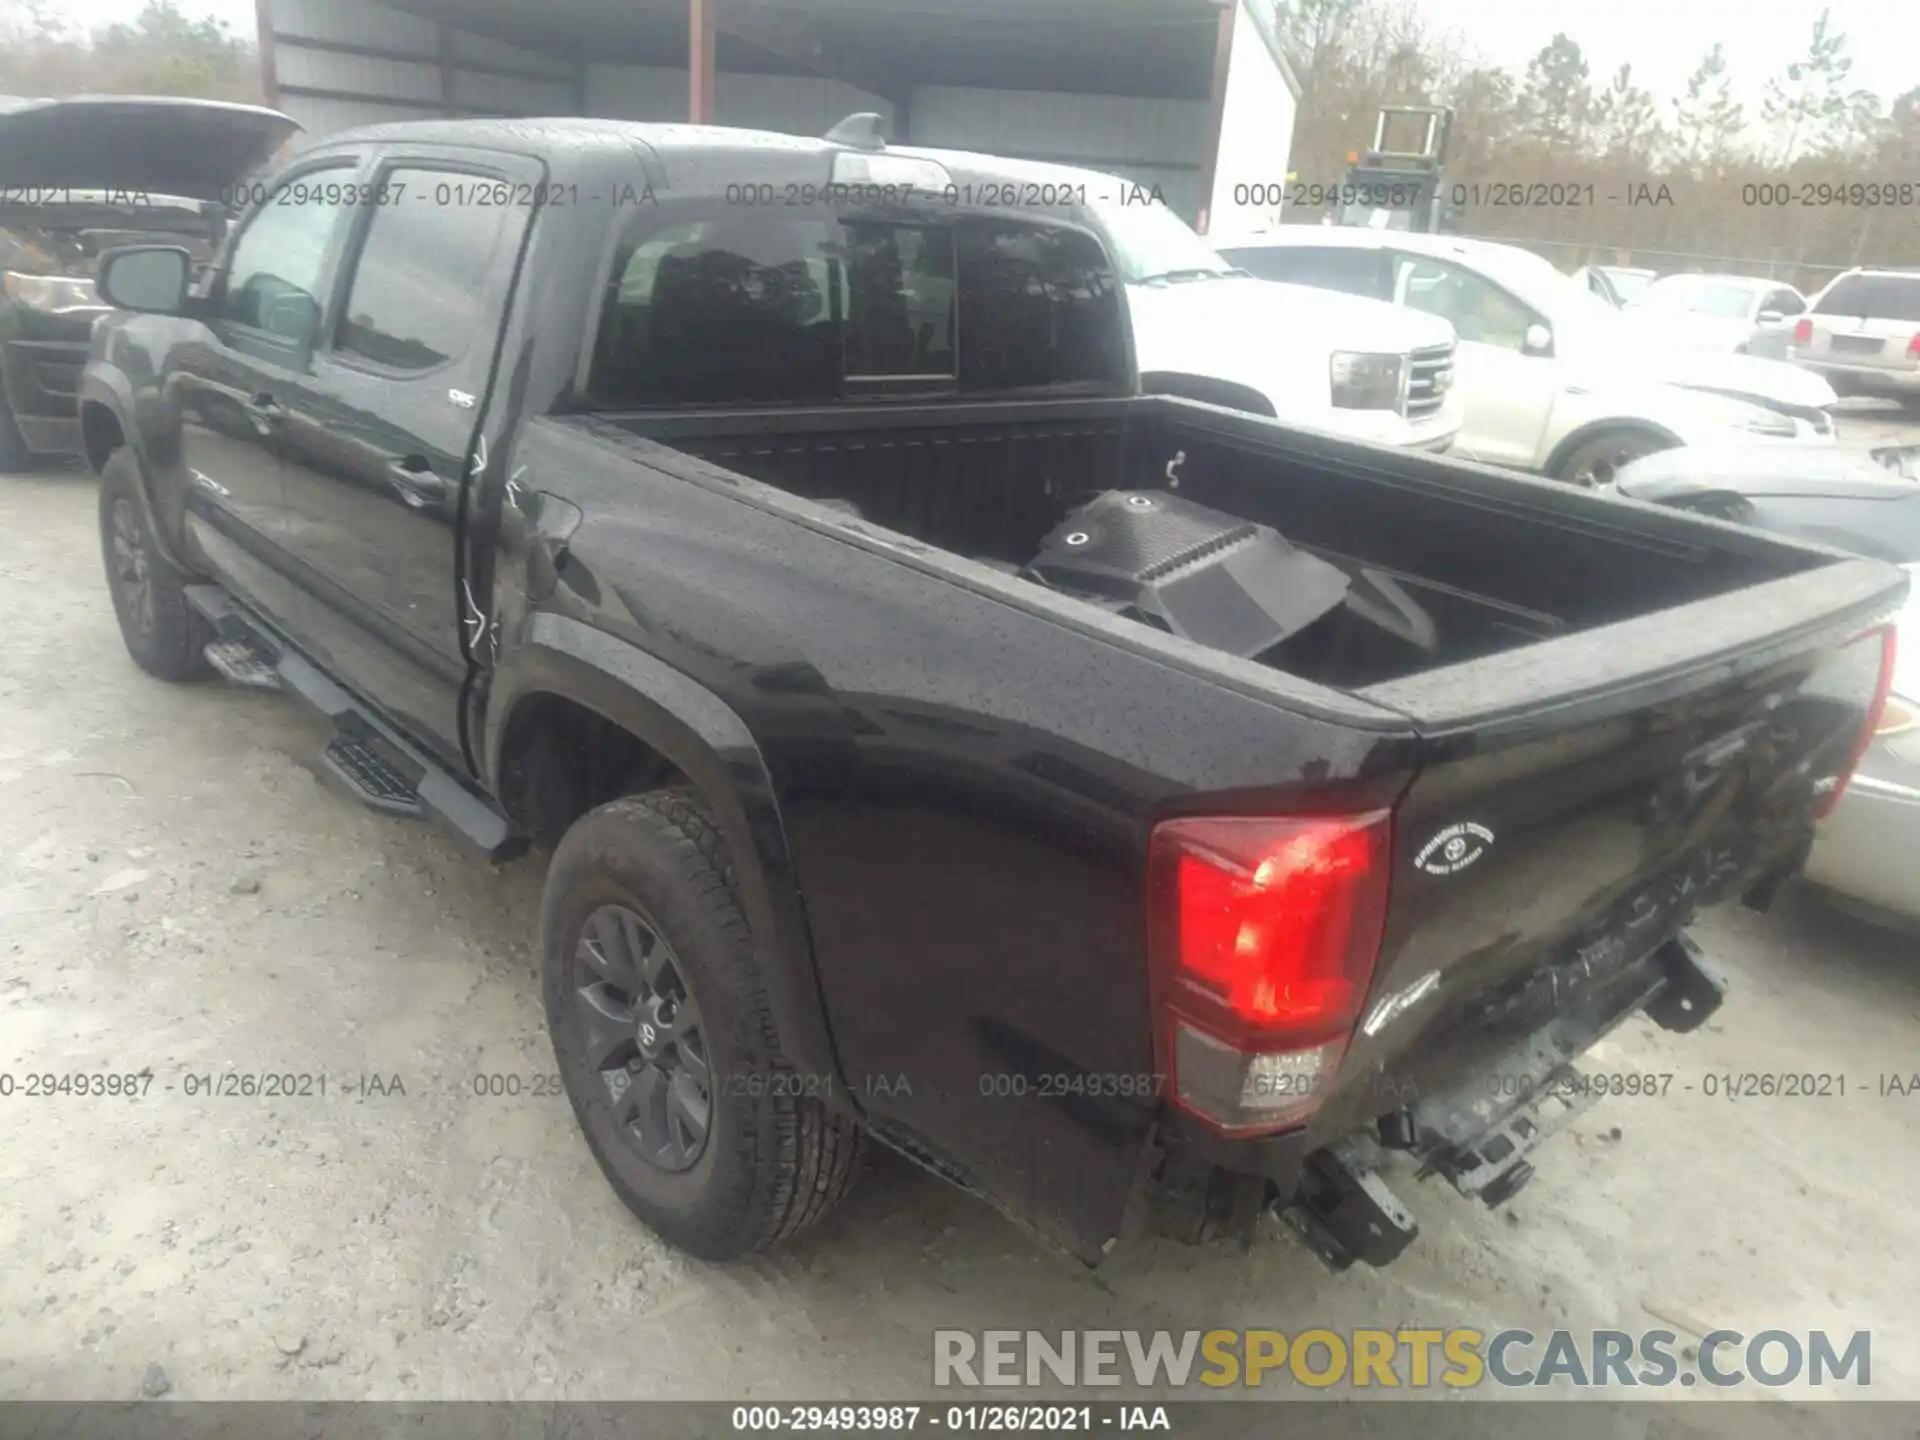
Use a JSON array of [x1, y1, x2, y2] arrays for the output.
[[825, 111, 888, 150]]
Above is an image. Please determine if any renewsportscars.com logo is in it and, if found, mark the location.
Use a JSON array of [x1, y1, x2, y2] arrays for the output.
[[932, 1328, 1871, 1391]]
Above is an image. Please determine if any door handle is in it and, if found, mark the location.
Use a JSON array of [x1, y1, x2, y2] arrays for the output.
[[385, 457, 448, 508], [243, 393, 283, 435]]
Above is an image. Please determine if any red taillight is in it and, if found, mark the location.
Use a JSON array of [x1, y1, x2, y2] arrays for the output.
[[1148, 811, 1391, 1135], [1793, 318, 1813, 346], [1815, 625, 1897, 820], [1906, 332, 1920, 359]]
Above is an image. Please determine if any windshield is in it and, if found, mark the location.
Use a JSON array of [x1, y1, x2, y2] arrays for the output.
[[1603, 268, 1655, 303], [1636, 275, 1763, 319], [1089, 200, 1238, 285]]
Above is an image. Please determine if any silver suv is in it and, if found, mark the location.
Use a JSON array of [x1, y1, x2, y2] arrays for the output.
[[1790, 268, 1920, 408]]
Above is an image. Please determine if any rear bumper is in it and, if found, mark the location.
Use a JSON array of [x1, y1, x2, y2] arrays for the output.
[[1151, 932, 1728, 1265], [1792, 356, 1920, 395]]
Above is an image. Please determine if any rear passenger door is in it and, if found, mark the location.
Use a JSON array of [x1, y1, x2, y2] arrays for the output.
[[275, 151, 540, 765]]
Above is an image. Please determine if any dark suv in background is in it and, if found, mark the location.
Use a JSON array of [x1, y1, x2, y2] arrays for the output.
[[0, 95, 297, 470]]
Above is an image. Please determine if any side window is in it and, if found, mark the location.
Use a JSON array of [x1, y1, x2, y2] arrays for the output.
[[1227, 245, 1388, 300], [955, 218, 1125, 392], [1395, 256, 1537, 350], [218, 169, 355, 345], [1767, 289, 1805, 317], [843, 221, 956, 382], [590, 214, 842, 406], [332, 169, 517, 371]]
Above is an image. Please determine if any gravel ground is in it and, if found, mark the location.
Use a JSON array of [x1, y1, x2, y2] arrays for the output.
[[2, 413, 1917, 1408]]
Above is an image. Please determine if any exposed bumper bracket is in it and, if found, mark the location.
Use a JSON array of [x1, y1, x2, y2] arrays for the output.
[[1276, 1139, 1420, 1272]]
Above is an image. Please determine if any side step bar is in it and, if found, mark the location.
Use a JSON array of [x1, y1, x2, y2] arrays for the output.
[[185, 585, 525, 863]]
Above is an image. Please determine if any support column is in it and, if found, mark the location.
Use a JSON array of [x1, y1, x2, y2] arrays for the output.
[[438, 21, 457, 117], [689, 0, 718, 124], [255, 0, 280, 108], [1194, 0, 1237, 235]]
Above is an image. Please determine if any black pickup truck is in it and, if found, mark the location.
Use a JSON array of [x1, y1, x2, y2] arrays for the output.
[[80, 115, 1904, 1269]]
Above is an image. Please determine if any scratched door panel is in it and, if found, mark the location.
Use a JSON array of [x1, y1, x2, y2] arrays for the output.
[[276, 154, 540, 765]]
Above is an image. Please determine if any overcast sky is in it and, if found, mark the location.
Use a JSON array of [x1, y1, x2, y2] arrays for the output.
[[49, 0, 1920, 107]]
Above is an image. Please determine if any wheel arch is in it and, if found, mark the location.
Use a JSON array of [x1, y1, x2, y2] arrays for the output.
[[485, 613, 845, 1103], [1541, 418, 1683, 481]]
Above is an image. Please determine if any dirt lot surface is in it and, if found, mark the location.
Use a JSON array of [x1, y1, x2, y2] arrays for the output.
[[3, 411, 1918, 1410]]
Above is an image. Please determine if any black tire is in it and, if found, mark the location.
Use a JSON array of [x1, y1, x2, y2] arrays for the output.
[[541, 790, 866, 1259], [98, 448, 214, 681], [1553, 429, 1672, 488], [0, 396, 36, 474]]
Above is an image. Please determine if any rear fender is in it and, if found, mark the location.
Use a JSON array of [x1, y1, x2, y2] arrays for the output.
[[483, 613, 844, 1103]]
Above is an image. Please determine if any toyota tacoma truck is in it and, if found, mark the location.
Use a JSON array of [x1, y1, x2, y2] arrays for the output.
[[80, 114, 1906, 1269]]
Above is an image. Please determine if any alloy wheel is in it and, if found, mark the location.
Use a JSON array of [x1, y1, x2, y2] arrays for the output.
[[571, 903, 713, 1172]]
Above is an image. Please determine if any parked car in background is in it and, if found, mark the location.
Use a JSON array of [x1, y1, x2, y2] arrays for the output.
[[1218, 229, 1839, 486], [0, 94, 298, 472], [897, 147, 1463, 452], [1572, 263, 1657, 308], [1615, 443, 1919, 928], [1788, 268, 1920, 411], [1627, 272, 1807, 358]]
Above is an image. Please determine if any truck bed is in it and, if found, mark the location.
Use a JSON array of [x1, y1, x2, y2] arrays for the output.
[[603, 394, 1830, 689]]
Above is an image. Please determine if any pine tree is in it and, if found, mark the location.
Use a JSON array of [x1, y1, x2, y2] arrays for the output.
[[1760, 8, 1860, 164], [1517, 34, 1592, 152], [1589, 63, 1662, 162], [1669, 45, 1747, 176]]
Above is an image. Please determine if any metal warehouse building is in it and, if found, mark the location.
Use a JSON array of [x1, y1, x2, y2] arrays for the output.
[[255, 0, 1298, 233]]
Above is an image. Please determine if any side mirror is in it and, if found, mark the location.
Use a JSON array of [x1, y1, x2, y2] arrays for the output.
[[1756, 310, 1785, 327], [96, 245, 193, 315], [263, 292, 321, 344], [1523, 323, 1553, 355]]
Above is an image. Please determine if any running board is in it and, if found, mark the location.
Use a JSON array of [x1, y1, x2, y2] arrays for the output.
[[185, 585, 525, 862]]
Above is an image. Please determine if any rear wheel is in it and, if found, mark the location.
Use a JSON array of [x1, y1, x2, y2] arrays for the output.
[[541, 790, 866, 1259], [1553, 429, 1671, 488], [98, 449, 213, 681]]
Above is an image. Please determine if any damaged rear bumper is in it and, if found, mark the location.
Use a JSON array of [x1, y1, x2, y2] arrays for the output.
[[1149, 932, 1730, 1270]]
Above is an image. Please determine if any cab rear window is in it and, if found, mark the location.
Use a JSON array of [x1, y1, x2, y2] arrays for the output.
[[587, 208, 1127, 407]]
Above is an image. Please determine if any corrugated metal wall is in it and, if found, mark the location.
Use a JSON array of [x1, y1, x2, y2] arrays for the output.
[[908, 86, 1208, 221], [266, 0, 577, 142], [263, 0, 1294, 228], [583, 64, 893, 133]]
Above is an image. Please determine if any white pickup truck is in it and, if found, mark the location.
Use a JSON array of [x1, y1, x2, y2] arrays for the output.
[[897, 147, 1464, 452], [1221, 229, 1840, 486]]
